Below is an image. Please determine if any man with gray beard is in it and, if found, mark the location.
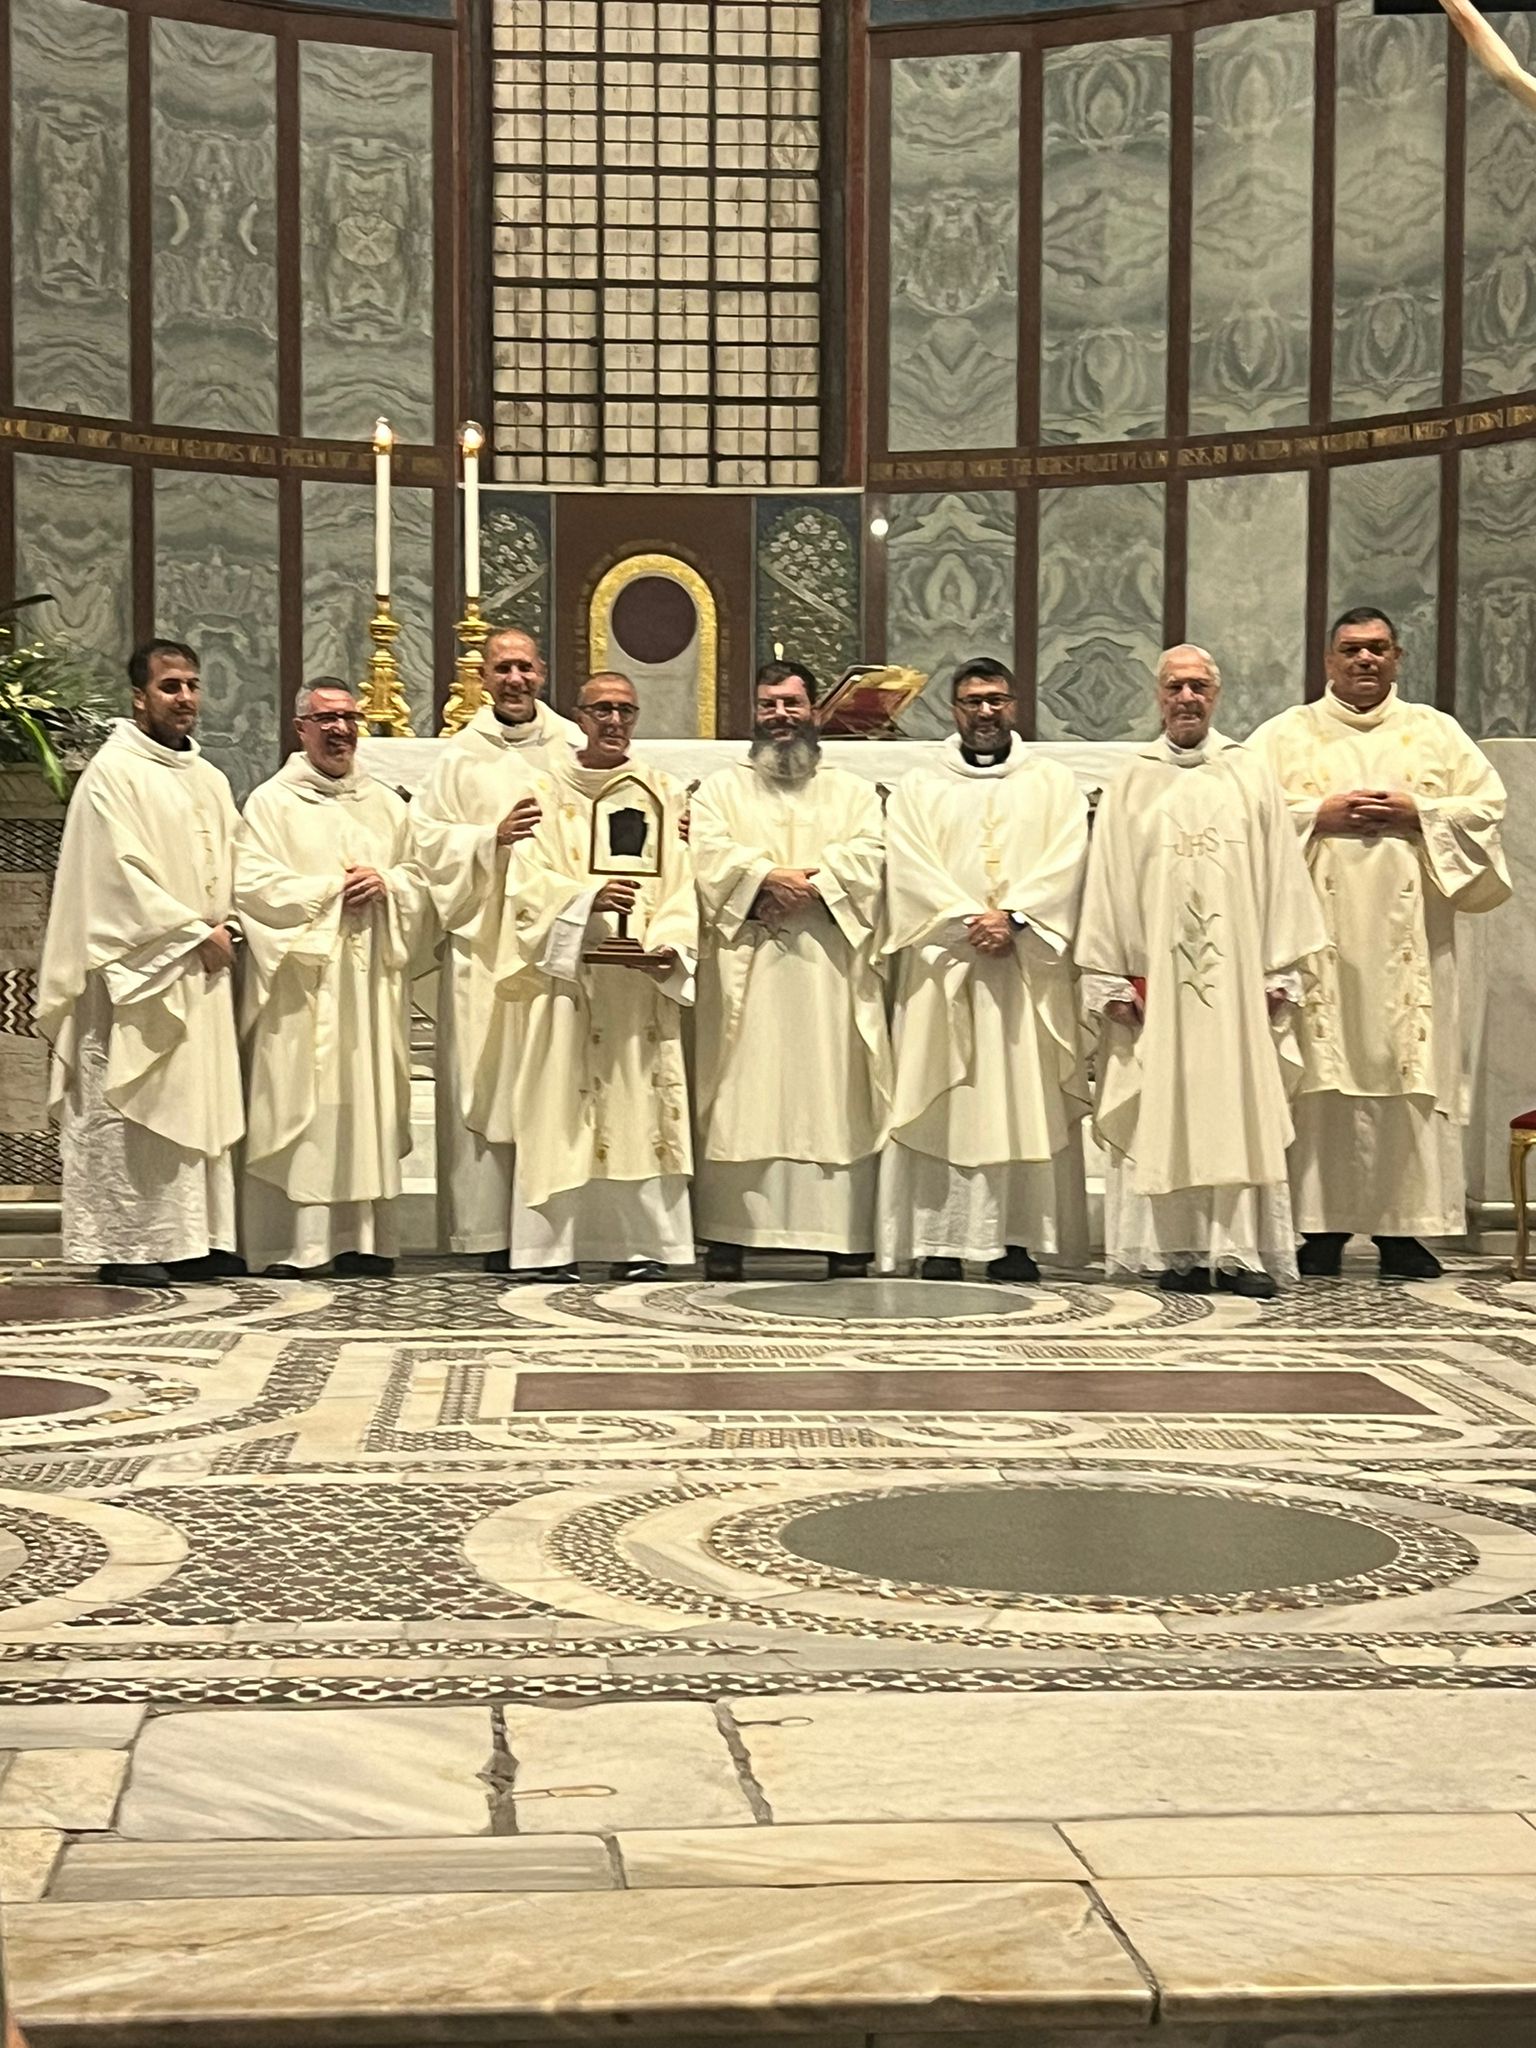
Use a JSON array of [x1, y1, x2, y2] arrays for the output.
[[690, 661, 891, 1279]]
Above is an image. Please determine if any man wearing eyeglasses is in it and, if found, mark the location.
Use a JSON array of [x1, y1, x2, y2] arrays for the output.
[[492, 672, 697, 1282], [413, 628, 581, 1269], [234, 680, 430, 1277]]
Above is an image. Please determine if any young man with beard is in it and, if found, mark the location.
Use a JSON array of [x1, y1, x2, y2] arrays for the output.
[[37, 640, 245, 1286], [690, 659, 891, 1281], [879, 657, 1090, 1281]]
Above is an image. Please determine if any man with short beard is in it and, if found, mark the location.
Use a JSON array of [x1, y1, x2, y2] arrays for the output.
[[412, 629, 581, 1268], [690, 660, 891, 1280]]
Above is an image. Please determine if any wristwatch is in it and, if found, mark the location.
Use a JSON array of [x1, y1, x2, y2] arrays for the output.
[[1007, 911, 1028, 932]]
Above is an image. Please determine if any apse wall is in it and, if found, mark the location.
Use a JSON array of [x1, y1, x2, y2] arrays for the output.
[[869, 0, 1536, 741]]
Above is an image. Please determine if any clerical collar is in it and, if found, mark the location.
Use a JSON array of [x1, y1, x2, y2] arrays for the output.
[[474, 701, 545, 747], [1158, 729, 1231, 768], [1323, 683, 1398, 731], [943, 733, 1017, 776], [960, 745, 1003, 767], [280, 750, 366, 800], [111, 717, 201, 769]]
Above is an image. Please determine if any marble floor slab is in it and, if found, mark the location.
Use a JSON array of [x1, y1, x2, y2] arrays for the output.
[[48, 1834, 617, 1901], [616, 1820, 1086, 1888], [0, 1748, 126, 1830], [1062, 1812, 1536, 1877]]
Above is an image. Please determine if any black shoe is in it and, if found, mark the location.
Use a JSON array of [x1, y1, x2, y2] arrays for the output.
[[262, 1264, 308, 1280], [987, 1246, 1040, 1284], [97, 1263, 170, 1287], [333, 1252, 394, 1278], [920, 1257, 964, 1281], [827, 1253, 870, 1280], [1216, 1268, 1278, 1300], [482, 1250, 512, 1275], [1297, 1232, 1348, 1278], [703, 1243, 744, 1282], [510, 1263, 580, 1284], [1158, 1267, 1212, 1293], [165, 1250, 246, 1283], [609, 1259, 665, 1283], [1374, 1236, 1443, 1281]]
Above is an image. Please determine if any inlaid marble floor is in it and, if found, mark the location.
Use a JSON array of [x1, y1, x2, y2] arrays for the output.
[[0, 1252, 1534, 2046]]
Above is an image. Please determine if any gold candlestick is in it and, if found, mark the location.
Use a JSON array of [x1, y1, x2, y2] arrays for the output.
[[357, 596, 415, 738], [440, 594, 491, 735]]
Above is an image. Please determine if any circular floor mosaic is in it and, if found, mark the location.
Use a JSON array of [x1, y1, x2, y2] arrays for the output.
[[0, 1284, 165, 1324], [0, 1373, 108, 1420], [730, 1280, 1036, 1322]]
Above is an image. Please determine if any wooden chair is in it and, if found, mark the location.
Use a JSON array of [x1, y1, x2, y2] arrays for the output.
[[1513, 1111, 1536, 1279]]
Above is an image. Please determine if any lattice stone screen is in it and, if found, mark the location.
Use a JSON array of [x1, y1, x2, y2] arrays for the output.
[[490, 1, 821, 486]]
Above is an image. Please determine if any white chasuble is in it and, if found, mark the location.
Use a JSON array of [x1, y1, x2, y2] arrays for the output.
[[235, 756, 431, 1270], [690, 760, 891, 1252], [37, 720, 244, 1264], [413, 700, 580, 1252], [1249, 687, 1510, 1237], [878, 738, 1089, 1267], [495, 758, 697, 1265], [1076, 735, 1326, 1280]]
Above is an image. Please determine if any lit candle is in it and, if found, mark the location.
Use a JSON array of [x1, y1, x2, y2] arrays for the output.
[[372, 418, 393, 598], [461, 421, 484, 602]]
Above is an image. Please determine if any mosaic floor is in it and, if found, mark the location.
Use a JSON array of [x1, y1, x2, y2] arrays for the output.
[[0, 1253, 1534, 2045]]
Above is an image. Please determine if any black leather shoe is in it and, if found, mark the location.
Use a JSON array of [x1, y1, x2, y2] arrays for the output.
[[261, 1265, 307, 1280], [1297, 1232, 1348, 1278], [988, 1246, 1041, 1284], [703, 1243, 744, 1282], [482, 1250, 512, 1275], [1374, 1236, 1443, 1281], [97, 1263, 170, 1287], [1216, 1268, 1278, 1300], [920, 1257, 964, 1281], [333, 1252, 394, 1278], [1158, 1267, 1212, 1293], [165, 1250, 246, 1283], [827, 1253, 870, 1280], [609, 1259, 664, 1283]]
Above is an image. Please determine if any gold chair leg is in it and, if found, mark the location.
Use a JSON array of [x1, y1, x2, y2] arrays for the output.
[[1513, 1134, 1533, 1282]]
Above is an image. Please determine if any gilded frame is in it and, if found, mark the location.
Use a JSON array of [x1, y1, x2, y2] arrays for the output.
[[588, 553, 719, 738]]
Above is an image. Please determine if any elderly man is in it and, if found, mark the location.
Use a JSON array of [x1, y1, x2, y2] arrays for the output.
[[1076, 644, 1326, 1297], [879, 657, 1089, 1280], [691, 659, 889, 1280], [495, 671, 696, 1280], [37, 640, 244, 1286], [235, 680, 430, 1277], [1250, 607, 1510, 1279], [413, 629, 581, 1269]]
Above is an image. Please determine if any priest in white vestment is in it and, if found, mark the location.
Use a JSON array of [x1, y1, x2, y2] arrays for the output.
[[1076, 645, 1327, 1297], [37, 639, 244, 1286], [494, 672, 697, 1281], [1250, 606, 1511, 1279], [412, 629, 581, 1268], [879, 658, 1090, 1280], [691, 660, 891, 1280], [235, 682, 431, 1277]]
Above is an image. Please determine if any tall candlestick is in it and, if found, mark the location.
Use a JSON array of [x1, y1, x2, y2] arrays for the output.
[[372, 417, 393, 598], [460, 420, 483, 602]]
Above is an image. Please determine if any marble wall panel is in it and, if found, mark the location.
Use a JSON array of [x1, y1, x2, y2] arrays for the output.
[[1457, 439, 1536, 737], [479, 493, 552, 652], [12, 458, 133, 684], [1040, 38, 1170, 446], [1463, 11, 1536, 400], [754, 497, 861, 680], [1185, 470, 1308, 736], [887, 54, 1019, 453], [1036, 483, 1163, 743], [151, 21, 279, 434], [1333, 0, 1446, 420], [9, 0, 131, 418], [885, 492, 1015, 737], [299, 44, 435, 444], [153, 470, 280, 800], [1189, 14, 1313, 435], [1328, 457, 1440, 705], [302, 482, 436, 735]]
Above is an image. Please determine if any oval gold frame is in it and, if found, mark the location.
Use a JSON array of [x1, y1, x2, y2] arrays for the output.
[[588, 553, 718, 738]]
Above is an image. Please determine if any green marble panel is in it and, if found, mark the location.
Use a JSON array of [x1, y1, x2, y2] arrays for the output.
[[1463, 12, 1536, 401], [12, 457, 132, 684], [1040, 38, 1169, 445], [301, 481, 435, 734], [151, 21, 278, 433], [1036, 482, 1163, 743], [1457, 439, 1536, 737], [1189, 13, 1313, 435], [10, 0, 130, 418], [884, 491, 1015, 738], [888, 53, 1019, 453], [153, 469, 280, 801], [299, 43, 435, 443], [1328, 457, 1440, 705], [1334, 0, 1445, 420], [1186, 470, 1307, 737], [754, 498, 861, 681]]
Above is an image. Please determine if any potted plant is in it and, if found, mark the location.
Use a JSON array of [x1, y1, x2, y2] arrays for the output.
[[0, 595, 115, 803]]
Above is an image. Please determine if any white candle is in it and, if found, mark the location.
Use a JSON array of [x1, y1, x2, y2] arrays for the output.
[[372, 418, 393, 598], [461, 421, 484, 602]]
